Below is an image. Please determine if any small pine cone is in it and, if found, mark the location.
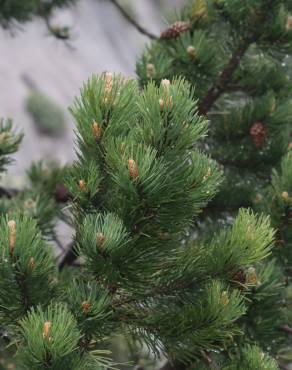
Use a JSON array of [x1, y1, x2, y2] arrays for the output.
[[160, 21, 190, 40], [92, 122, 103, 140], [81, 301, 91, 314], [232, 269, 246, 285], [250, 122, 267, 148], [128, 159, 139, 180], [54, 183, 70, 202]]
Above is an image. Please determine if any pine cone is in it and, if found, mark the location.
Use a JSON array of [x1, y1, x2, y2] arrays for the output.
[[160, 21, 190, 40], [232, 269, 246, 285], [250, 122, 267, 148], [54, 183, 70, 202]]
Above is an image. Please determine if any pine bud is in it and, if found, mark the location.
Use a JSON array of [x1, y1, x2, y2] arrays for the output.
[[7, 220, 16, 255], [128, 159, 139, 180], [96, 232, 105, 248], [246, 267, 257, 285], [286, 15, 292, 31], [192, 0, 209, 21], [220, 291, 229, 306], [187, 45, 196, 57], [253, 193, 263, 204], [203, 167, 211, 181], [104, 72, 113, 94], [119, 142, 126, 154], [81, 301, 91, 314], [282, 191, 289, 202], [146, 63, 155, 77], [92, 122, 102, 140], [79, 180, 87, 192], [43, 321, 51, 339], [159, 96, 173, 111], [161, 79, 170, 90], [0, 132, 12, 144], [270, 98, 276, 114], [28, 257, 36, 272]]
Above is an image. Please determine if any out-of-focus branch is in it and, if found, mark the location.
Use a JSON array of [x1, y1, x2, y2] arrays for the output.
[[108, 0, 158, 40], [280, 324, 292, 335]]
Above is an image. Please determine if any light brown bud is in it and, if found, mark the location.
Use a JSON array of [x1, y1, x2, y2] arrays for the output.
[[282, 191, 289, 202], [104, 72, 113, 93], [92, 122, 102, 139], [203, 167, 211, 181], [288, 143, 292, 150], [119, 142, 126, 154], [187, 45, 196, 57], [246, 267, 257, 285], [0, 132, 12, 144], [81, 301, 91, 314], [220, 291, 229, 306], [79, 180, 87, 192], [270, 99, 276, 114], [161, 79, 170, 90], [253, 193, 263, 204], [286, 15, 292, 31], [159, 96, 173, 111], [128, 159, 139, 180], [28, 257, 36, 272], [96, 232, 105, 248], [43, 321, 51, 339], [146, 63, 155, 77], [7, 220, 16, 255]]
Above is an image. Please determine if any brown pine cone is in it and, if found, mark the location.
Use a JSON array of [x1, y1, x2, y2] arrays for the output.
[[250, 122, 267, 148], [54, 183, 70, 202], [160, 21, 190, 40], [232, 269, 246, 285]]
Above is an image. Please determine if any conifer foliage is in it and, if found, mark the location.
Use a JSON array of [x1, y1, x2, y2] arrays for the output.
[[0, 73, 280, 369], [137, 0, 292, 367]]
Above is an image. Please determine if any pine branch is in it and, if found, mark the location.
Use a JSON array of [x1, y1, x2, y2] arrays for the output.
[[107, 0, 158, 40], [198, 1, 274, 115], [198, 38, 253, 115], [280, 324, 292, 335]]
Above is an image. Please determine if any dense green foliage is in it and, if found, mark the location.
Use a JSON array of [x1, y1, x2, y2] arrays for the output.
[[137, 0, 292, 367], [0, 74, 280, 369]]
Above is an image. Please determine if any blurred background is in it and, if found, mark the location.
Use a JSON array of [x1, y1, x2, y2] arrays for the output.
[[0, 0, 183, 180]]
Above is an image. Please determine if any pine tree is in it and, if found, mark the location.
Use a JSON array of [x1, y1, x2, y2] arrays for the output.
[[0, 73, 280, 369], [137, 0, 292, 367]]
